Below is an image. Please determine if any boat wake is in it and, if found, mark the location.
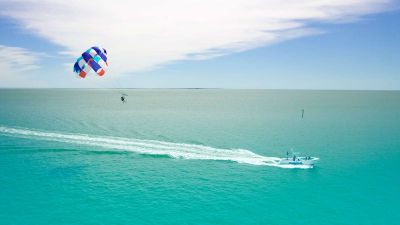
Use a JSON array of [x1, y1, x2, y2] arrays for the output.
[[0, 126, 312, 168]]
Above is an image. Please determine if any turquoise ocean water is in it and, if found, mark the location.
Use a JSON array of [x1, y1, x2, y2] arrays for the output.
[[0, 89, 399, 224]]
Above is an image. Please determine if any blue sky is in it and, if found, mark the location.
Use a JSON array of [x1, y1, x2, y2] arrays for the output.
[[0, 0, 399, 89]]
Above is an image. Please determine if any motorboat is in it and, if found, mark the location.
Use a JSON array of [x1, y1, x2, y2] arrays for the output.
[[279, 151, 319, 166]]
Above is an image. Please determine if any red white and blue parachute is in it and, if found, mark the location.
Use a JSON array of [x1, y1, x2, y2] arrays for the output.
[[73, 46, 108, 78]]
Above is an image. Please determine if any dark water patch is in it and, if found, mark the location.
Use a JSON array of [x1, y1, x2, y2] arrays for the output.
[[78, 149, 131, 155], [48, 165, 87, 179]]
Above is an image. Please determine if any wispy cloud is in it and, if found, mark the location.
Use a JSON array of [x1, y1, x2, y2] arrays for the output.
[[0, 0, 393, 76], [0, 45, 43, 87], [0, 45, 41, 71]]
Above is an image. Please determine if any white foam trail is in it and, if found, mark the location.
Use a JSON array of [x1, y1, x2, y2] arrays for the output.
[[0, 126, 312, 168]]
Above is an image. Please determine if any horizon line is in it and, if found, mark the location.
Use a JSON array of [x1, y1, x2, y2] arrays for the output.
[[0, 88, 399, 92]]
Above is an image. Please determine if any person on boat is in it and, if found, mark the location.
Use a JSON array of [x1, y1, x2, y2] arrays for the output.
[[121, 96, 126, 103]]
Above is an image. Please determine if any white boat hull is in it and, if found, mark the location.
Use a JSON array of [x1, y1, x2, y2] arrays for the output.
[[279, 157, 319, 166]]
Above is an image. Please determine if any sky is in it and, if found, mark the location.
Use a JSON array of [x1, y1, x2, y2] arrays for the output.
[[0, 0, 399, 89]]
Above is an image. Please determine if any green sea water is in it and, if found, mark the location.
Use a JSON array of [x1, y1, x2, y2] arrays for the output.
[[0, 89, 399, 224]]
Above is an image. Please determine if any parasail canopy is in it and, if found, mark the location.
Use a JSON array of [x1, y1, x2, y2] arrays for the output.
[[73, 46, 108, 78]]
